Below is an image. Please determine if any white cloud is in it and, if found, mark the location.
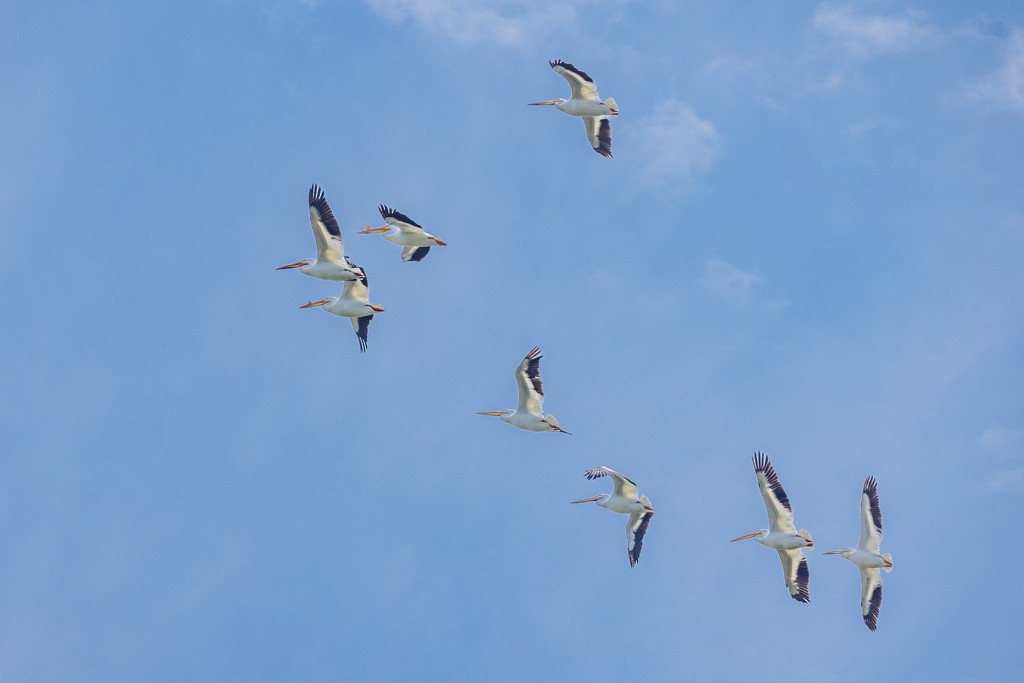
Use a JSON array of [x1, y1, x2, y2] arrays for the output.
[[812, 5, 936, 59], [363, 0, 579, 47], [701, 260, 760, 307], [627, 100, 720, 191], [978, 425, 1023, 457], [984, 468, 1024, 491], [970, 26, 1024, 113]]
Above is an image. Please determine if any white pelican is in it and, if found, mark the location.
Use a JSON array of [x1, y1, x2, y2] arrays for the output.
[[477, 347, 570, 434], [529, 59, 618, 158], [298, 272, 384, 352], [357, 205, 447, 262], [823, 476, 894, 631], [731, 453, 814, 603], [572, 466, 653, 567], [277, 184, 365, 280]]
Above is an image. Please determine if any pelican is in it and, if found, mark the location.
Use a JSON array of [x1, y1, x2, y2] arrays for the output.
[[572, 467, 653, 567], [731, 453, 814, 603], [529, 59, 618, 158], [823, 476, 894, 631], [477, 347, 570, 434], [298, 272, 384, 352], [357, 205, 447, 262], [277, 184, 365, 280]]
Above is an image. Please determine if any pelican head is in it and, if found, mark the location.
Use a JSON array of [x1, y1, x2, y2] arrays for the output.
[[823, 547, 855, 556], [730, 530, 767, 543], [570, 493, 610, 505], [277, 258, 314, 271], [528, 98, 567, 106], [299, 297, 334, 309], [358, 225, 391, 235]]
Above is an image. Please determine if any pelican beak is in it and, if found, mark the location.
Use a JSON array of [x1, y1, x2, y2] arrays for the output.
[[358, 225, 389, 234], [477, 410, 510, 416], [276, 261, 305, 270], [822, 550, 843, 555], [299, 298, 330, 309], [369, 304, 385, 313], [554, 426, 572, 435], [570, 496, 602, 504], [528, 100, 560, 106], [729, 531, 761, 542], [432, 237, 448, 246]]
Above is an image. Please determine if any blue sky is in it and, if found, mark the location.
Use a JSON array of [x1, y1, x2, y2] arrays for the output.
[[2, 1, 1023, 680]]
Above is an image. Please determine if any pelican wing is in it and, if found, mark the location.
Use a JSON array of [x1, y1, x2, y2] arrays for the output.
[[859, 476, 883, 554], [777, 548, 810, 603], [752, 453, 796, 534], [582, 117, 612, 158], [550, 59, 599, 102], [379, 204, 424, 231], [860, 567, 883, 631], [400, 246, 431, 262], [309, 184, 345, 264], [583, 466, 639, 500], [514, 346, 545, 415], [350, 315, 373, 353], [626, 502, 654, 568], [341, 273, 370, 304]]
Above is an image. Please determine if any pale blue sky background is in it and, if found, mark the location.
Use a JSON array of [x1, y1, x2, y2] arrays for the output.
[[2, 1, 1024, 680]]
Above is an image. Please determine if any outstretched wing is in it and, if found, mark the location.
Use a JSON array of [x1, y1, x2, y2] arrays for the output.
[[350, 315, 373, 353], [582, 116, 612, 158], [309, 184, 345, 263], [753, 453, 796, 534], [777, 548, 810, 603], [514, 346, 545, 416], [550, 59, 600, 102], [583, 466, 639, 500], [859, 476, 883, 554], [379, 205, 424, 230], [400, 245, 431, 262], [860, 567, 883, 631], [626, 504, 654, 568]]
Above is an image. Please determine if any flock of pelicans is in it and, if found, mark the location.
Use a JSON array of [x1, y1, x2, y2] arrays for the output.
[[277, 61, 894, 632]]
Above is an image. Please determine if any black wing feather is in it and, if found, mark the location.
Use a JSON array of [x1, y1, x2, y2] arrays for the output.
[[309, 184, 342, 238], [407, 246, 431, 262], [354, 315, 373, 353], [549, 59, 594, 84], [378, 204, 422, 228], [864, 476, 883, 535], [864, 582, 882, 631], [753, 452, 792, 514], [628, 512, 653, 568]]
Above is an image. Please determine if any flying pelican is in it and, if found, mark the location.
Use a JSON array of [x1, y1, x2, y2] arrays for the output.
[[823, 476, 894, 631], [731, 453, 814, 603], [357, 205, 447, 262], [277, 184, 365, 280], [477, 347, 570, 434], [298, 272, 384, 352], [572, 467, 653, 567], [529, 59, 618, 158]]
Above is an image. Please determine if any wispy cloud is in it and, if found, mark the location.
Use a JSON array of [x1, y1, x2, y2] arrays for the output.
[[978, 424, 1022, 457], [984, 468, 1024, 491], [363, 0, 579, 47], [812, 5, 936, 59], [627, 100, 720, 192], [701, 260, 760, 307], [969, 26, 1024, 113]]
